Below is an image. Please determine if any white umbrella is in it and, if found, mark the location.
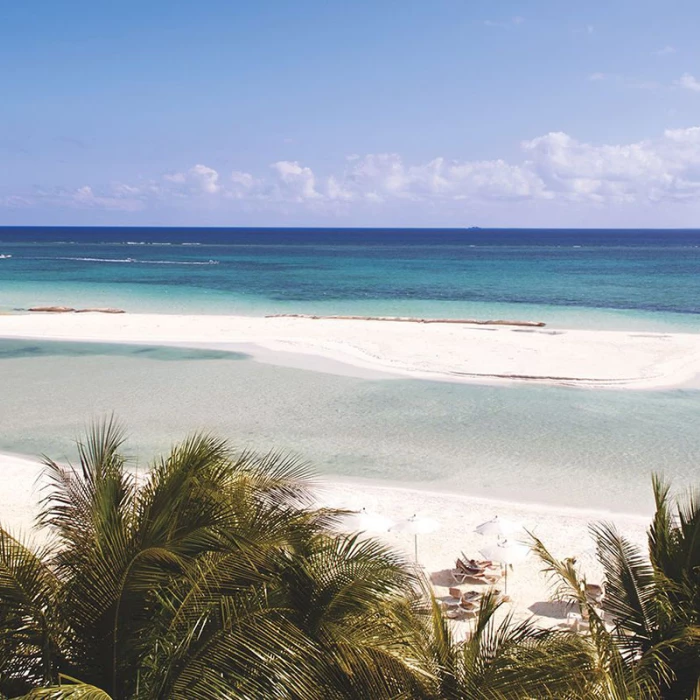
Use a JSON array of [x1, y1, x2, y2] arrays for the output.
[[341, 508, 394, 534], [479, 540, 529, 594], [390, 514, 440, 562], [475, 515, 523, 539]]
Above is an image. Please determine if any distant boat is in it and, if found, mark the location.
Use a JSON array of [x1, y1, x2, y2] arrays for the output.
[[0, 254, 12, 259]]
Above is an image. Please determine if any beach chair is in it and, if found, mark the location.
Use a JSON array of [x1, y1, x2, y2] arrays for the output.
[[444, 599, 480, 620], [458, 555, 499, 572], [448, 587, 483, 603], [455, 571, 502, 586], [452, 557, 496, 583]]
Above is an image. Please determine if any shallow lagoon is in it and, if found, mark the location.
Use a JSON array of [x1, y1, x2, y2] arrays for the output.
[[0, 338, 698, 514]]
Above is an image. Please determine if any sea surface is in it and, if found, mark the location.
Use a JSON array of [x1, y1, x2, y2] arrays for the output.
[[2, 227, 700, 330], [1, 227, 699, 514]]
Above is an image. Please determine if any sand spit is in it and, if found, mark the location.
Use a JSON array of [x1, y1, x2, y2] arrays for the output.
[[0, 312, 699, 389]]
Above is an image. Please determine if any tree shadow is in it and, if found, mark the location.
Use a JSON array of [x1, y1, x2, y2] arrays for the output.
[[528, 600, 573, 620]]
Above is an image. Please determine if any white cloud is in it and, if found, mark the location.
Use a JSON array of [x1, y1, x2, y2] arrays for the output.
[[326, 175, 353, 201], [189, 164, 221, 193], [523, 127, 700, 203], [70, 185, 145, 211], [675, 73, 700, 92], [227, 170, 261, 199], [0, 195, 32, 208], [586, 72, 661, 91], [340, 153, 549, 202], [654, 45, 676, 56], [271, 160, 321, 201], [163, 172, 186, 184], [11, 126, 700, 219]]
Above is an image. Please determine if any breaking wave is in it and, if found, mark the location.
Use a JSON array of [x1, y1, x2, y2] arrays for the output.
[[35, 256, 219, 266]]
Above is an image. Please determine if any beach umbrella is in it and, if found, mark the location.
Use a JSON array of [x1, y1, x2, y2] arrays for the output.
[[479, 540, 529, 594], [341, 508, 394, 534], [475, 515, 523, 539], [390, 514, 441, 563]]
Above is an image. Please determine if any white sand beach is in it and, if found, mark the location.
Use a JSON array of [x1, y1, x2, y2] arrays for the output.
[[0, 451, 649, 634], [0, 312, 673, 632], [1, 312, 700, 389]]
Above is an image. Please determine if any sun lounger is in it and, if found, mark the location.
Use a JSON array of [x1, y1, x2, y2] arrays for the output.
[[443, 598, 480, 620], [448, 587, 483, 602], [452, 557, 502, 584], [455, 572, 502, 586], [456, 556, 499, 574], [444, 605, 478, 620]]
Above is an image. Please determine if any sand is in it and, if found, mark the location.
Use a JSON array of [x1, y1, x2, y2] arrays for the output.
[[0, 451, 650, 634], [0, 312, 699, 389], [0, 313, 667, 633]]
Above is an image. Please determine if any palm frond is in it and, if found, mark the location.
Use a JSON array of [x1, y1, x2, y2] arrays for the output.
[[0, 528, 60, 691], [591, 522, 657, 644], [12, 674, 112, 699]]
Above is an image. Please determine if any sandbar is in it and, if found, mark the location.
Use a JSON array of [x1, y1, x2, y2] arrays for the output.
[[0, 312, 699, 389]]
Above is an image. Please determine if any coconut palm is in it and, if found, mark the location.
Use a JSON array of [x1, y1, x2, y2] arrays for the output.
[[531, 475, 700, 699], [412, 590, 600, 699], [7, 422, 691, 699], [0, 419, 426, 699]]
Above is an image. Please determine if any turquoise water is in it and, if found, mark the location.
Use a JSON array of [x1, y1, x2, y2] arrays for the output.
[[2, 228, 700, 330], [0, 338, 698, 514], [1, 228, 699, 514]]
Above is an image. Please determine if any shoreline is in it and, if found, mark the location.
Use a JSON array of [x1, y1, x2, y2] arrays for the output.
[[0, 449, 650, 629], [1, 312, 700, 390]]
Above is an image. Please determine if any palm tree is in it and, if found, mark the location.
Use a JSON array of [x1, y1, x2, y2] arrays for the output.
[[7, 421, 688, 699], [0, 418, 426, 699], [412, 590, 599, 699], [531, 475, 700, 699]]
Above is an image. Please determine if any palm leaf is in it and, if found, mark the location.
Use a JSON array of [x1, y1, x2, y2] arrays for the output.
[[0, 528, 60, 692], [12, 674, 112, 699]]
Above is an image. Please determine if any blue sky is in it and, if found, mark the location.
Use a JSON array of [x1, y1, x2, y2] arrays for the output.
[[3, 0, 700, 227]]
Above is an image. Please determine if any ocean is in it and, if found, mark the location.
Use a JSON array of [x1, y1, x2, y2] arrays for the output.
[[1, 227, 699, 513], [2, 227, 700, 330]]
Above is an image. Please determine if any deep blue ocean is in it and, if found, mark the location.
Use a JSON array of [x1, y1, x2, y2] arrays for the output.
[[2, 227, 700, 329]]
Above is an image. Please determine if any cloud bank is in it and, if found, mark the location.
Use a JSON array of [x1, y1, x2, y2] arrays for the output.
[[7, 126, 700, 224]]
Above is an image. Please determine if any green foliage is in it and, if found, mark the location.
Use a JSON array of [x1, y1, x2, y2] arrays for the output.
[[414, 591, 598, 699], [532, 474, 700, 700], [0, 420, 427, 699], [12, 674, 113, 698], [3, 423, 696, 699]]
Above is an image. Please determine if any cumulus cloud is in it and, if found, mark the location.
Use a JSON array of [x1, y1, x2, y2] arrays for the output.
[[339, 153, 549, 203], [189, 164, 221, 193], [523, 127, 700, 203], [71, 185, 145, 211], [9, 126, 700, 218], [676, 73, 700, 92], [270, 161, 321, 201]]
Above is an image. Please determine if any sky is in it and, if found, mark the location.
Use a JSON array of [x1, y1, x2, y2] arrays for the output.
[[2, 0, 700, 228]]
